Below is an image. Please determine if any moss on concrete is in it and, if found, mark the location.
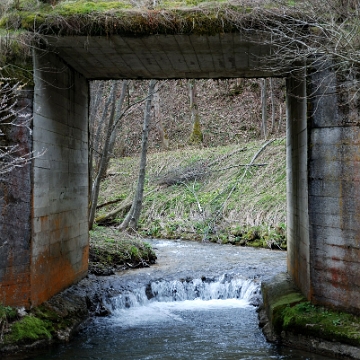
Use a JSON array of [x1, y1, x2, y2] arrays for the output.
[[0, 0, 303, 36], [261, 273, 360, 350], [282, 302, 360, 346]]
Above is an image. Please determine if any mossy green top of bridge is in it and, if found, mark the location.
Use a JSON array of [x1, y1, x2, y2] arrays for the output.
[[0, 0, 310, 81], [1, 0, 305, 36]]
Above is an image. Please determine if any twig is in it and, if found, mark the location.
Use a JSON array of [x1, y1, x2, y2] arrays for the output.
[[181, 180, 203, 214], [222, 139, 275, 212], [95, 189, 157, 224], [213, 163, 268, 172], [96, 197, 125, 210], [207, 146, 248, 167]]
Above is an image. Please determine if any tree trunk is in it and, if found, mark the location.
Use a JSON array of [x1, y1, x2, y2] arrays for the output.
[[88, 81, 105, 213], [261, 78, 268, 140], [269, 78, 275, 134], [89, 81, 118, 229], [104, 80, 128, 171], [153, 82, 169, 150], [188, 79, 203, 144], [119, 79, 157, 230], [278, 103, 283, 134]]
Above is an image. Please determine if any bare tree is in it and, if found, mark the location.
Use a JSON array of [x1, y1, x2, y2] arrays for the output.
[[0, 80, 38, 177], [188, 79, 203, 144], [104, 80, 128, 171], [153, 81, 169, 150], [89, 79, 157, 229], [260, 78, 268, 139], [269, 78, 276, 134], [119, 79, 157, 230], [252, 0, 360, 89], [89, 81, 118, 229]]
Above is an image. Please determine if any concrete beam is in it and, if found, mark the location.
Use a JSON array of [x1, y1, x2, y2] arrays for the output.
[[47, 34, 280, 80]]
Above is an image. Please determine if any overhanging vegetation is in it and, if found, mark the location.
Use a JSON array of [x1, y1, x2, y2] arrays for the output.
[[1, 0, 308, 37]]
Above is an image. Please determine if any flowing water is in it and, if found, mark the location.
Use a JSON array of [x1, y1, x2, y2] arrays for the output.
[[12, 240, 335, 360]]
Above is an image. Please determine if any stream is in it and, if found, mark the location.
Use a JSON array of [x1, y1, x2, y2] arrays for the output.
[[21, 240, 334, 359]]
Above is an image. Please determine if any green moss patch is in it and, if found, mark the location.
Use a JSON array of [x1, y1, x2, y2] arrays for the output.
[[0, 305, 17, 322], [262, 274, 360, 347], [5, 316, 53, 343], [271, 292, 306, 333], [0, 0, 306, 37], [282, 302, 360, 346]]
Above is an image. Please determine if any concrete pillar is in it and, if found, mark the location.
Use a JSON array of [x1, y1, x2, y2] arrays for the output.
[[287, 64, 360, 313], [31, 50, 89, 306], [0, 87, 33, 307], [286, 69, 310, 298], [307, 65, 360, 313]]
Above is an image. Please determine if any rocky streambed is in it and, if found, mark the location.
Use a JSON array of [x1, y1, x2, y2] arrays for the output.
[[1, 238, 287, 359]]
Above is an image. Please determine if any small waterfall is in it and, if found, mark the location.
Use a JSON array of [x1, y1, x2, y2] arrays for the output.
[[108, 274, 261, 311]]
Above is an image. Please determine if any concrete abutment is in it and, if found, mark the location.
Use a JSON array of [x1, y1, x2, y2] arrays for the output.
[[0, 51, 89, 307]]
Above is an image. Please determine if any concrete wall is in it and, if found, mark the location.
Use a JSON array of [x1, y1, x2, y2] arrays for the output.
[[31, 51, 89, 306], [307, 66, 360, 313], [0, 87, 33, 307], [286, 70, 310, 298], [287, 65, 360, 314]]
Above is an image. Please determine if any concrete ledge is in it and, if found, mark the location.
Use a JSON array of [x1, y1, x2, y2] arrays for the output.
[[259, 272, 360, 359]]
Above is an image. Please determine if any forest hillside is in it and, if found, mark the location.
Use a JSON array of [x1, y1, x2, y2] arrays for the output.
[[92, 79, 287, 249]]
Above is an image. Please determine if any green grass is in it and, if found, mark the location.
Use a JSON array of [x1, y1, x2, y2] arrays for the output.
[[89, 226, 157, 272], [96, 140, 287, 248]]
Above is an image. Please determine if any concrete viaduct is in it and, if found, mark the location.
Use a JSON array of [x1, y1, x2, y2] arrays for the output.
[[1, 31, 360, 314]]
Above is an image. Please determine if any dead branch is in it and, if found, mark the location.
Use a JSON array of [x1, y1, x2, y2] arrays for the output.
[[154, 160, 209, 186], [96, 197, 125, 210], [214, 163, 268, 172], [222, 139, 275, 213], [201, 139, 275, 241], [207, 146, 248, 167], [95, 202, 132, 224], [95, 189, 157, 224]]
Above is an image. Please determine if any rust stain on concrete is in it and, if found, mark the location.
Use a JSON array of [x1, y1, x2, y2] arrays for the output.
[[0, 252, 31, 308], [30, 244, 89, 307]]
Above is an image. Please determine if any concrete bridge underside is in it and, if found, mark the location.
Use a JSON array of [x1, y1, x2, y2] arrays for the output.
[[1, 33, 360, 313]]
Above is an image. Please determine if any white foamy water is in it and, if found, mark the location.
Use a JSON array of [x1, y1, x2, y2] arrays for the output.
[[108, 275, 261, 311], [108, 275, 258, 328], [112, 298, 251, 327]]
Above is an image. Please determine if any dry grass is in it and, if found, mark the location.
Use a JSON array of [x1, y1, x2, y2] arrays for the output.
[[97, 139, 286, 242]]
